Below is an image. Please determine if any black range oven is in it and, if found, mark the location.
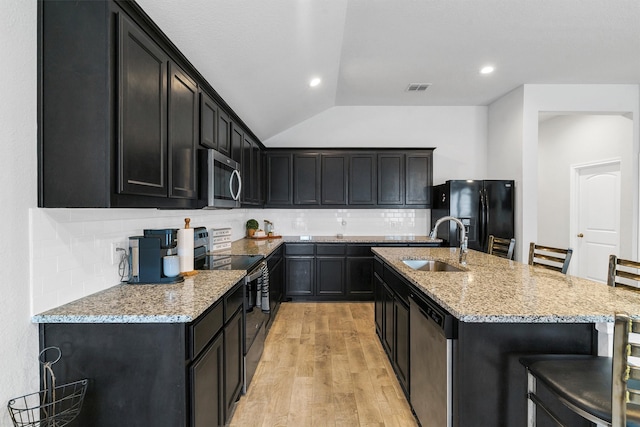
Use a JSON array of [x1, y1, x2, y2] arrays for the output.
[[199, 253, 269, 393]]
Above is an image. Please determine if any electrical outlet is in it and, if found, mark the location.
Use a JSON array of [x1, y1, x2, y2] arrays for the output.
[[111, 242, 126, 265]]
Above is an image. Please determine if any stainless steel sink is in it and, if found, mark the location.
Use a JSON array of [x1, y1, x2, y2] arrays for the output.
[[402, 259, 464, 272]]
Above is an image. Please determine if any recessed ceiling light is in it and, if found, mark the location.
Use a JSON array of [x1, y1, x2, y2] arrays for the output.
[[480, 65, 495, 75], [309, 77, 321, 87]]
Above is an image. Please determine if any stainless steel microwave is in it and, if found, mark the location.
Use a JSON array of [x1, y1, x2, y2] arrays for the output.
[[200, 149, 242, 208]]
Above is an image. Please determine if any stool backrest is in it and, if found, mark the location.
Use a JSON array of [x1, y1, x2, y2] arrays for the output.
[[528, 242, 573, 274], [487, 235, 515, 260], [607, 255, 640, 289], [612, 313, 640, 425]]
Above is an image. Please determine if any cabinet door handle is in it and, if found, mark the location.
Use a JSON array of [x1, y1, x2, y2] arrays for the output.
[[577, 233, 584, 238]]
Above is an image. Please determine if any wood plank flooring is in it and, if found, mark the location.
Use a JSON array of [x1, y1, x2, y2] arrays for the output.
[[229, 302, 417, 427]]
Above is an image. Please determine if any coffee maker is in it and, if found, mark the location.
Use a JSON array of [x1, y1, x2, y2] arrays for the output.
[[128, 229, 183, 284]]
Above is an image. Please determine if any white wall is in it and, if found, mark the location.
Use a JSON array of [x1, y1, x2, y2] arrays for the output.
[[264, 106, 489, 184], [538, 115, 633, 255], [487, 84, 640, 261], [1, 1, 39, 423]]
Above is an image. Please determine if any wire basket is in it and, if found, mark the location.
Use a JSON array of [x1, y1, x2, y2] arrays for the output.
[[7, 347, 88, 427]]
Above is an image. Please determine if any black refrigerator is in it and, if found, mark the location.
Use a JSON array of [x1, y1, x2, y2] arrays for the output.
[[431, 180, 515, 253]]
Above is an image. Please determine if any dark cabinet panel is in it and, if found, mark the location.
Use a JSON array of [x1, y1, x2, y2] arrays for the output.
[[119, 14, 168, 198], [251, 141, 262, 204], [224, 308, 243, 416], [294, 154, 321, 205], [378, 153, 404, 205], [199, 92, 217, 149], [405, 152, 433, 205], [230, 124, 243, 163], [321, 154, 348, 205], [168, 62, 198, 199], [374, 271, 384, 337], [349, 153, 377, 205], [394, 299, 410, 392], [382, 281, 395, 356], [266, 153, 293, 205], [240, 133, 261, 205], [286, 257, 315, 296], [217, 109, 231, 156], [191, 332, 224, 427], [347, 257, 374, 297], [316, 257, 345, 296]]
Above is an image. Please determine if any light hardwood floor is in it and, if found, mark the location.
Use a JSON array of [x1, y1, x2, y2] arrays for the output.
[[229, 302, 418, 427]]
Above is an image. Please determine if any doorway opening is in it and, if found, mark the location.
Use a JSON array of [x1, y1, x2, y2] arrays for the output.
[[537, 113, 633, 280]]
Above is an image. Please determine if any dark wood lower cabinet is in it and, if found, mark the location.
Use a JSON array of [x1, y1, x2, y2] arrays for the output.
[[393, 298, 409, 392], [192, 332, 224, 427], [37, 280, 244, 427], [224, 308, 243, 417], [285, 243, 439, 301]]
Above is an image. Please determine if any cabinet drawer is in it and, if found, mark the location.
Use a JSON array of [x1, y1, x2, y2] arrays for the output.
[[347, 245, 373, 257], [316, 244, 346, 256], [383, 265, 410, 305], [225, 282, 244, 322], [285, 243, 315, 256], [192, 301, 223, 358]]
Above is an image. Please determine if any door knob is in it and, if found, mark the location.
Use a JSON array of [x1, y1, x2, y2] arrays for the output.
[[577, 233, 584, 238]]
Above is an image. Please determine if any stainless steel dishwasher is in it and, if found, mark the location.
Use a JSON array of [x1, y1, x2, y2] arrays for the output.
[[410, 292, 457, 427]]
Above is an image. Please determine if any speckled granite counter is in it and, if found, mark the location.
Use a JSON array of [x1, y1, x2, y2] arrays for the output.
[[373, 247, 640, 323], [32, 270, 246, 323], [227, 235, 442, 257]]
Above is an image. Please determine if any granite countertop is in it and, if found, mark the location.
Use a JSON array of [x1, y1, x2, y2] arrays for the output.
[[32, 270, 246, 324], [372, 247, 640, 323], [226, 235, 442, 257]]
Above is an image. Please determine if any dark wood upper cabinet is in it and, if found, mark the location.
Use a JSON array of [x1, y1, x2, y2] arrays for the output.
[[321, 154, 348, 205], [266, 152, 293, 205], [118, 13, 168, 198], [230, 123, 243, 163], [264, 149, 433, 208], [199, 92, 218, 149], [378, 153, 404, 205], [405, 152, 433, 205], [217, 109, 231, 156], [349, 153, 377, 205], [168, 62, 198, 199], [38, 1, 259, 208], [294, 153, 321, 205]]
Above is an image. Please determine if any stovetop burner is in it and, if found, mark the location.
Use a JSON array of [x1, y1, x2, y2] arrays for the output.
[[201, 254, 264, 271]]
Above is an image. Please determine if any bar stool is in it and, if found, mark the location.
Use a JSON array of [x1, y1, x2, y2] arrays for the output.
[[528, 242, 573, 274], [487, 235, 515, 260], [608, 255, 640, 288], [521, 313, 640, 426]]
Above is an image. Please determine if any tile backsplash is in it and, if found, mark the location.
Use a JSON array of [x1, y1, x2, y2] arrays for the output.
[[30, 207, 429, 314]]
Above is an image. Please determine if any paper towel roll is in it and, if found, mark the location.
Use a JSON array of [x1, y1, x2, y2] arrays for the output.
[[177, 223, 194, 273]]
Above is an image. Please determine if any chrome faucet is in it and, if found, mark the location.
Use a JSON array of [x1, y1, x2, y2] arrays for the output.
[[430, 216, 468, 265]]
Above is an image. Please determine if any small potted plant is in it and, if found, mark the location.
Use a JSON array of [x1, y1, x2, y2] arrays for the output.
[[246, 219, 259, 237]]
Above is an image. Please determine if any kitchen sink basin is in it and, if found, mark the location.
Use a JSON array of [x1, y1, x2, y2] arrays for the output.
[[402, 259, 464, 272]]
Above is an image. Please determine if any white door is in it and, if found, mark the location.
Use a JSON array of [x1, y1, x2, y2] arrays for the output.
[[573, 162, 621, 282]]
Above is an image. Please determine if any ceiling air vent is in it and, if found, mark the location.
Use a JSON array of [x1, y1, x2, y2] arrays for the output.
[[406, 83, 431, 92]]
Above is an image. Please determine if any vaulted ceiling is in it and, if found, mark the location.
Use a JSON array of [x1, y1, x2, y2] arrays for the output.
[[136, 0, 640, 141]]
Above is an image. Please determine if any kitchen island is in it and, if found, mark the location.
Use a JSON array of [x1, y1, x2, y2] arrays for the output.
[[372, 247, 640, 426]]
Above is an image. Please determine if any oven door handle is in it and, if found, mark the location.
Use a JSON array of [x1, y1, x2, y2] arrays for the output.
[[245, 262, 266, 282]]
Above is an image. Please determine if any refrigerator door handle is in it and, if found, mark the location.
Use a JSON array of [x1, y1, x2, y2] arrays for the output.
[[479, 189, 486, 250], [483, 188, 490, 249]]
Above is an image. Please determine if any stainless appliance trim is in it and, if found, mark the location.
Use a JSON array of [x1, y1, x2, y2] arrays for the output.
[[202, 149, 242, 209]]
